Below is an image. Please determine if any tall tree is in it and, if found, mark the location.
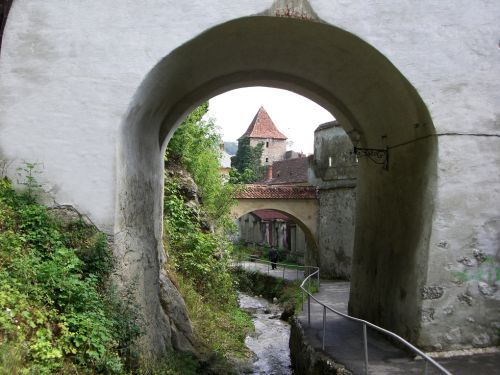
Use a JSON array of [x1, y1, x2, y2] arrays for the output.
[[230, 137, 265, 183], [166, 103, 235, 226]]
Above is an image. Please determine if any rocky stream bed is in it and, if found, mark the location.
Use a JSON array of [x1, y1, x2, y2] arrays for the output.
[[238, 293, 293, 375]]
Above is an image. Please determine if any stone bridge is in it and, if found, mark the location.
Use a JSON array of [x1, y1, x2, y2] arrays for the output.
[[232, 184, 319, 250]]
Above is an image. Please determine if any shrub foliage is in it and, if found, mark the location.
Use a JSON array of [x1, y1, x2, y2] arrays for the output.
[[230, 137, 265, 183], [0, 178, 138, 374]]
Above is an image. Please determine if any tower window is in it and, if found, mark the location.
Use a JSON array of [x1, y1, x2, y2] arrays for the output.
[[328, 156, 332, 167], [265, 157, 269, 163], [266, 141, 269, 148]]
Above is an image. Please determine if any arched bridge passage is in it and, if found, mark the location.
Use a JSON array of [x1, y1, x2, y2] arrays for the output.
[[232, 185, 319, 252], [117, 15, 437, 352]]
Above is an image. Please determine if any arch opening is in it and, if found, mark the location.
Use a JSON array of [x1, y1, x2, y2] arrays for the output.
[[116, 15, 437, 352], [235, 208, 318, 266]]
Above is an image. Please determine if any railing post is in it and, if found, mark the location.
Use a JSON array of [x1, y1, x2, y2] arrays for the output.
[[317, 268, 320, 289], [296, 267, 299, 280], [424, 360, 428, 375], [282, 264, 285, 279], [322, 306, 326, 350], [302, 290, 304, 311], [363, 323, 369, 375], [307, 293, 311, 327], [267, 262, 269, 274]]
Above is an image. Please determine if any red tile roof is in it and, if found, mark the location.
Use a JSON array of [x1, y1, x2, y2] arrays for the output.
[[251, 209, 291, 221], [235, 185, 317, 199], [239, 107, 287, 140]]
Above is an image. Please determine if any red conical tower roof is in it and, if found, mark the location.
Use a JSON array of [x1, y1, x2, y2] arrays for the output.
[[239, 107, 287, 140]]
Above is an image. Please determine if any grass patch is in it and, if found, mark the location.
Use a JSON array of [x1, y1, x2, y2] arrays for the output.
[[135, 350, 200, 375], [171, 269, 254, 373]]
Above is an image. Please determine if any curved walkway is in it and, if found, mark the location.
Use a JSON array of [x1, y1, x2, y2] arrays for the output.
[[238, 260, 500, 374], [298, 281, 500, 375]]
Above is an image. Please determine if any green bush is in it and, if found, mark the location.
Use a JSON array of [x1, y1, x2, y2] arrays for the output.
[[163, 179, 236, 305], [0, 178, 138, 374], [166, 103, 237, 229]]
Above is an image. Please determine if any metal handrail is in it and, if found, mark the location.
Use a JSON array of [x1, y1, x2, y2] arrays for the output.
[[234, 255, 320, 284], [300, 270, 452, 375]]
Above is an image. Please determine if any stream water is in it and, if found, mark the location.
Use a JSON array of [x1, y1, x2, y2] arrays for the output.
[[238, 293, 293, 375]]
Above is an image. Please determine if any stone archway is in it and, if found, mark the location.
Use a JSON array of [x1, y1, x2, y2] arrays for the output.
[[235, 207, 317, 264], [231, 194, 319, 265], [117, 14, 437, 353], [2, 0, 499, 356], [232, 185, 319, 245], [1, 0, 498, 357], [232, 201, 318, 249]]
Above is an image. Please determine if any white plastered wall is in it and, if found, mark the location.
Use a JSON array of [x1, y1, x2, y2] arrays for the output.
[[0, 0, 498, 352]]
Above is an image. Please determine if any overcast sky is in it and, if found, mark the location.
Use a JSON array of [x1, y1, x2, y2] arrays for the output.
[[207, 87, 334, 155]]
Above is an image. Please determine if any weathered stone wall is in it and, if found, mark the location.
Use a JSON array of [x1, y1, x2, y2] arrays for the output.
[[290, 224, 307, 262], [317, 188, 356, 280], [309, 122, 357, 280], [419, 142, 500, 350], [250, 137, 287, 165]]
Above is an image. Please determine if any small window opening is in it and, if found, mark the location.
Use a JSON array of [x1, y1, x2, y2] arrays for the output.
[[328, 156, 332, 167], [265, 157, 269, 163], [266, 141, 269, 148]]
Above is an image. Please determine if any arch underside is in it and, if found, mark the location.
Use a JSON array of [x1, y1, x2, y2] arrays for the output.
[[232, 199, 319, 260], [118, 15, 437, 351]]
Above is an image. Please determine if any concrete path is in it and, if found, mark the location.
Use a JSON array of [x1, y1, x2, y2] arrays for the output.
[[236, 262, 500, 374], [297, 281, 500, 375], [298, 282, 433, 374]]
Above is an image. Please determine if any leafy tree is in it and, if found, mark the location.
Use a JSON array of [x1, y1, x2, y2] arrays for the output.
[[230, 137, 265, 183], [166, 103, 236, 227]]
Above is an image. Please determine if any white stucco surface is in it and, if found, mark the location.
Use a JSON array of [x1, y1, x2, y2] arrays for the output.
[[1, 0, 499, 230], [0, 0, 498, 353]]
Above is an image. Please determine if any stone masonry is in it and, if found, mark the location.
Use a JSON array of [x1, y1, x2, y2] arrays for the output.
[[309, 122, 357, 280]]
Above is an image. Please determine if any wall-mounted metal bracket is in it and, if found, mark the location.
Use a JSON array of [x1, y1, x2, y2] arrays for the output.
[[353, 146, 389, 170]]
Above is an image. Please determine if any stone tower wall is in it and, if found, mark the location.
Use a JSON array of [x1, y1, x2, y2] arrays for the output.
[[250, 137, 286, 165], [309, 122, 357, 280]]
